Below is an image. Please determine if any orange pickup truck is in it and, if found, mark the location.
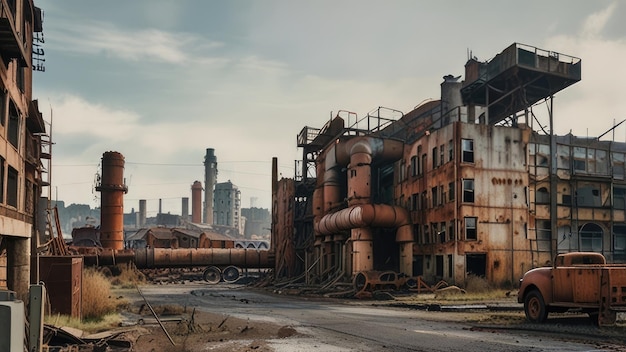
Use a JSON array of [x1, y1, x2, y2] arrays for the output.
[[517, 252, 626, 326]]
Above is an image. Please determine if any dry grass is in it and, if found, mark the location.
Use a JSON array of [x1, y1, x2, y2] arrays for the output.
[[110, 262, 146, 288], [43, 267, 129, 333], [82, 267, 119, 319], [44, 312, 123, 333]]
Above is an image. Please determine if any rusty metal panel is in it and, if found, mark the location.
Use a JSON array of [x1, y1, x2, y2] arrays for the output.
[[606, 268, 626, 306], [39, 256, 82, 318], [571, 268, 601, 304]]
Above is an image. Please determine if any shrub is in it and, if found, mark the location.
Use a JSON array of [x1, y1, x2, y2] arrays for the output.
[[82, 267, 117, 320], [110, 262, 146, 288], [464, 274, 490, 293]]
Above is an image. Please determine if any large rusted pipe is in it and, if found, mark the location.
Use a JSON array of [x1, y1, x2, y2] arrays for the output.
[[97, 151, 128, 250], [78, 247, 273, 270], [315, 136, 408, 275], [133, 248, 273, 269]]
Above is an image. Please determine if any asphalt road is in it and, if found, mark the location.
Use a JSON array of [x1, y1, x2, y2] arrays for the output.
[[131, 282, 622, 352]]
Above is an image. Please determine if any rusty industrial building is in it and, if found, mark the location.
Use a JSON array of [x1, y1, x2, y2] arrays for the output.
[[271, 43, 605, 287], [0, 0, 45, 301]]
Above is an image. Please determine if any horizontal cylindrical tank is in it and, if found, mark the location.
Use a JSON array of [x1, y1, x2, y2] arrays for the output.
[[133, 248, 273, 269]]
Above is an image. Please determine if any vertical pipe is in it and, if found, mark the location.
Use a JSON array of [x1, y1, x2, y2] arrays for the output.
[[204, 148, 218, 224], [97, 151, 128, 250]]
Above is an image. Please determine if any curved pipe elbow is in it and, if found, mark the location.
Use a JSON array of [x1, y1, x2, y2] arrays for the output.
[[315, 204, 411, 238]]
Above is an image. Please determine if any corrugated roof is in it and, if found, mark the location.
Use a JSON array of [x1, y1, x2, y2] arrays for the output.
[[172, 228, 202, 239], [126, 228, 149, 241], [203, 231, 235, 241], [149, 227, 175, 240]]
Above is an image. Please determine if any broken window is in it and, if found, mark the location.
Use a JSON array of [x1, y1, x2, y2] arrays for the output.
[[411, 193, 419, 211], [535, 144, 549, 167], [580, 223, 603, 252], [439, 145, 445, 167], [576, 186, 601, 207], [614, 187, 626, 210], [573, 146, 586, 172], [410, 155, 418, 177], [448, 220, 455, 241], [440, 221, 446, 243], [614, 225, 626, 259], [417, 145, 423, 175], [465, 216, 477, 240], [7, 166, 17, 208], [613, 152, 625, 180], [431, 187, 438, 207], [8, 101, 19, 149], [448, 140, 454, 162], [461, 139, 474, 163], [432, 147, 438, 169], [557, 144, 570, 169], [448, 182, 455, 202], [463, 179, 474, 203], [535, 187, 549, 204]]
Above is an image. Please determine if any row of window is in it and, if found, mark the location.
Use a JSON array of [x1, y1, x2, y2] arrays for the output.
[[402, 139, 474, 181], [413, 217, 477, 245], [409, 179, 474, 210], [530, 143, 626, 177]]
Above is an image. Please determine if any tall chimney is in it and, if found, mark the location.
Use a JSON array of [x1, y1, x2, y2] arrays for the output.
[[96, 151, 128, 250], [191, 181, 203, 223], [203, 148, 218, 224], [139, 199, 146, 228], [182, 197, 189, 221]]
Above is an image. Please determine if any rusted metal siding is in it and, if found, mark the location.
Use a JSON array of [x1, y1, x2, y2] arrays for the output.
[[402, 122, 533, 285], [39, 256, 82, 318]]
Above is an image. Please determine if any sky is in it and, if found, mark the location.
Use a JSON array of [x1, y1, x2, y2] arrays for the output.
[[32, 1, 626, 217]]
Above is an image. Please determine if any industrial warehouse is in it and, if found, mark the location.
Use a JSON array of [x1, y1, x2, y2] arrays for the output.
[[2, 0, 626, 350]]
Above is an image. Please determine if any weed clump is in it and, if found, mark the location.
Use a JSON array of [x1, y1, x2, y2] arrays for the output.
[[82, 267, 117, 320]]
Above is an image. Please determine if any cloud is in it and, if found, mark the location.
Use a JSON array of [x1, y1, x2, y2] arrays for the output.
[[541, 2, 626, 139], [47, 20, 224, 65]]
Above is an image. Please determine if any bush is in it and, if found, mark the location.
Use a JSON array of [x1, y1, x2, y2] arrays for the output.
[[82, 267, 117, 320], [110, 262, 146, 288], [464, 274, 490, 293]]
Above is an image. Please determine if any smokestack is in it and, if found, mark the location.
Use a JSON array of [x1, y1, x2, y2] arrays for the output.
[[191, 181, 203, 223], [96, 151, 128, 250], [139, 199, 146, 228], [159, 199, 162, 214], [182, 197, 189, 221], [203, 148, 218, 224]]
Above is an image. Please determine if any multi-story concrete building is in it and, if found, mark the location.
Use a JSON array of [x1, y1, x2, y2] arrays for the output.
[[213, 180, 242, 235], [0, 0, 45, 300], [276, 43, 595, 287]]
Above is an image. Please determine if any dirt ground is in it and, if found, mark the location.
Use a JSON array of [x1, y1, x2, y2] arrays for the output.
[[124, 306, 297, 352], [112, 291, 522, 352]]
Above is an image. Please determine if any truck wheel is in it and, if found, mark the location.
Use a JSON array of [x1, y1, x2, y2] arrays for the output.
[[203, 266, 221, 284], [222, 265, 241, 283], [524, 289, 548, 323]]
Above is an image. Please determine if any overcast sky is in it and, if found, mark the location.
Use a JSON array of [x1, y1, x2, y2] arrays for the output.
[[33, 1, 626, 217]]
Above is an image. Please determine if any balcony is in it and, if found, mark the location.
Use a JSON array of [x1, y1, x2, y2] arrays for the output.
[[0, 4, 27, 67], [461, 43, 581, 125]]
